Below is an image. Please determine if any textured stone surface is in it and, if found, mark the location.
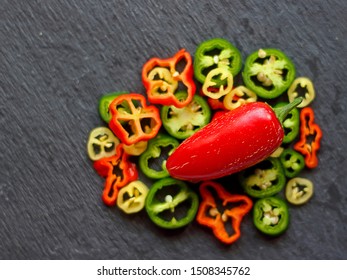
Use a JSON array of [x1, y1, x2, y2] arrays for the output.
[[1, 0, 346, 259]]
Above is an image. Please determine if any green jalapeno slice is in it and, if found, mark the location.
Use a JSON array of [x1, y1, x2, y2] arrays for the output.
[[98, 91, 128, 123], [274, 102, 300, 144], [139, 134, 179, 179], [145, 178, 199, 229], [279, 149, 305, 178], [161, 91, 211, 140], [253, 196, 289, 236], [243, 48, 296, 99], [194, 38, 242, 86], [239, 158, 286, 198], [285, 177, 314, 205]]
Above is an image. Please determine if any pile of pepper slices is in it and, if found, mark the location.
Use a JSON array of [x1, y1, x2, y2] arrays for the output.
[[86, 38, 322, 244]]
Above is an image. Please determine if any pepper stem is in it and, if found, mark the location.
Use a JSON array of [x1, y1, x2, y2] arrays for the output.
[[273, 97, 303, 124]]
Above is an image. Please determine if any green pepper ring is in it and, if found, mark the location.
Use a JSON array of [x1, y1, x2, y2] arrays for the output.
[[139, 134, 179, 179], [238, 157, 286, 198], [279, 148, 305, 178], [161, 91, 211, 140], [253, 196, 289, 236], [145, 177, 199, 229], [98, 91, 128, 123], [194, 38, 242, 86], [242, 48, 296, 99], [274, 102, 300, 144]]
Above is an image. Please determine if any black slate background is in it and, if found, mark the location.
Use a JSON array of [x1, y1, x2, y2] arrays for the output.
[[1, 0, 347, 260]]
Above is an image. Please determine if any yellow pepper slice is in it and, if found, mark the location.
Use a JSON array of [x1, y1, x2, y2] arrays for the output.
[[87, 127, 120, 161], [270, 146, 284, 158], [285, 177, 314, 205], [147, 67, 179, 97], [202, 67, 233, 99], [287, 77, 315, 108], [117, 181, 149, 214], [223, 85, 257, 110], [123, 141, 148, 156]]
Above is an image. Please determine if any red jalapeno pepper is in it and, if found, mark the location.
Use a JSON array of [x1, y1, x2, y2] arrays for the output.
[[166, 98, 303, 181]]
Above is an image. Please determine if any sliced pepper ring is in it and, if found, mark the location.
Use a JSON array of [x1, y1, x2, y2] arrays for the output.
[[117, 180, 149, 214], [199, 87, 226, 110], [196, 181, 253, 245], [194, 38, 242, 86], [142, 49, 196, 108], [274, 101, 300, 144], [145, 178, 199, 229], [161, 91, 211, 139], [285, 177, 314, 205], [242, 48, 296, 99], [109, 93, 162, 145], [294, 107, 322, 168], [202, 67, 233, 99], [253, 196, 289, 236], [288, 77, 315, 108], [238, 157, 286, 198], [98, 91, 128, 123], [87, 127, 120, 161], [93, 145, 138, 206], [223, 85, 257, 110], [270, 146, 284, 158], [279, 148, 305, 178], [146, 67, 179, 99], [139, 134, 179, 179], [123, 141, 148, 156]]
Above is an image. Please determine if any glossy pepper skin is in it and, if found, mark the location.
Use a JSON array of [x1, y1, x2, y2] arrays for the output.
[[166, 99, 302, 181]]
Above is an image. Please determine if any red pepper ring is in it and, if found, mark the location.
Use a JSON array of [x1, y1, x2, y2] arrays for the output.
[[93, 144, 138, 206], [294, 107, 322, 168], [142, 49, 196, 108], [196, 181, 253, 245], [109, 93, 162, 146]]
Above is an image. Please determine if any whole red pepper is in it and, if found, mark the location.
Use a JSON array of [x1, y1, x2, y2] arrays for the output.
[[166, 98, 303, 181]]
